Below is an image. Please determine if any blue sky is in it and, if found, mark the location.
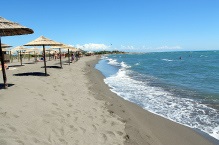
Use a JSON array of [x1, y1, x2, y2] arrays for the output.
[[1, 0, 219, 52]]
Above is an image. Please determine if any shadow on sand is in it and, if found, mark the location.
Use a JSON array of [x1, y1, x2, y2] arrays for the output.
[[41, 66, 62, 69], [0, 84, 15, 89], [9, 65, 25, 67], [13, 72, 50, 76], [23, 62, 36, 64]]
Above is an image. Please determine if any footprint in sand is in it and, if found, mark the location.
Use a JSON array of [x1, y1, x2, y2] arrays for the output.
[[42, 98, 47, 101], [56, 107, 63, 111], [32, 137, 40, 143], [0, 128, 6, 133], [88, 116, 93, 121], [13, 114, 20, 118], [59, 138, 67, 144], [75, 140, 79, 145], [124, 134, 130, 142], [79, 127, 86, 133], [63, 98, 68, 102], [0, 139, 7, 145], [107, 131, 115, 137], [92, 124, 97, 131], [111, 121, 117, 126], [59, 127, 65, 136], [38, 93, 43, 97], [69, 125, 78, 132], [52, 103, 58, 106], [0, 112, 7, 117], [67, 103, 73, 108], [92, 108, 97, 112], [8, 125, 17, 132], [74, 117, 78, 122], [102, 118, 107, 124], [51, 110, 61, 115], [100, 133, 107, 143], [16, 140, 25, 145], [116, 131, 124, 136]]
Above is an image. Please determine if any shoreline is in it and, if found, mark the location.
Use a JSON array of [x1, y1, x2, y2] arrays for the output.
[[86, 56, 216, 145], [0, 55, 217, 145]]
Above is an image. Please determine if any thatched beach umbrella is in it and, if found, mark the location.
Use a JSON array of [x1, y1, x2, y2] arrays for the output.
[[24, 36, 62, 75], [1, 43, 12, 53], [1, 43, 12, 48], [27, 47, 40, 62], [45, 48, 54, 61], [0, 16, 33, 88], [1, 43, 12, 62], [50, 44, 66, 68], [62, 45, 77, 65], [25, 49, 36, 61], [13, 45, 27, 65]]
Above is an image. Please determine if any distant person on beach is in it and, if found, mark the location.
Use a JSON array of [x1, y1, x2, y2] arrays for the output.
[[0, 63, 9, 70], [54, 51, 57, 60], [75, 52, 79, 61], [41, 52, 44, 60], [71, 53, 75, 62]]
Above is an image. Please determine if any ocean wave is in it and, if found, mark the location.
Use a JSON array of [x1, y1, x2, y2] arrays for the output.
[[104, 67, 219, 140], [107, 58, 131, 68], [162, 58, 174, 62]]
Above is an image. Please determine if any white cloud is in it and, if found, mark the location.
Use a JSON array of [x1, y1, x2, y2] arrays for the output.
[[154, 45, 182, 51], [75, 43, 110, 51], [118, 45, 182, 52], [120, 45, 135, 51]]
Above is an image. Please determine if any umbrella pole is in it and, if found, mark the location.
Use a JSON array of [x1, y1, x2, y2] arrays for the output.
[[59, 48, 62, 68], [43, 45, 47, 75], [0, 37, 7, 89], [11, 51, 13, 63], [20, 51, 22, 66], [34, 51, 36, 63], [17, 51, 19, 62], [49, 50, 51, 61], [9, 51, 12, 63], [28, 52, 30, 61], [68, 49, 70, 65]]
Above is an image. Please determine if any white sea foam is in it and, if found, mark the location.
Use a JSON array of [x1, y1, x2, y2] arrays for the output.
[[162, 58, 174, 62], [107, 58, 120, 66], [107, 58, 131, 68], [200, 55, 208, 58], [104, 67, 219, 140]]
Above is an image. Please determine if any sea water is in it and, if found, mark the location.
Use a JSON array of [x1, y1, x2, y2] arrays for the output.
[[95, 51, 219, 141]]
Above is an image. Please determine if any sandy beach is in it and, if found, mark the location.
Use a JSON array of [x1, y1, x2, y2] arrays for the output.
[[0, 55, 215, 145]]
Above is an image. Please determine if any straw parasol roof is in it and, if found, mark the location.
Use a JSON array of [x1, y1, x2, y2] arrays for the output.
[[1, 43, 12, 48], [2, 48, 9, 51], [0, 17, 33, 36], [50, 44, 67, 68], [0, 16, 34, 89], [29, 47, 42, 53], [13, 46, 27, 66], [24, 36, 62, 75], [52, 44, 78, 65], [1, 43, 12, 51], [24, 36, 62, 46], [13, 45, 27, 51]]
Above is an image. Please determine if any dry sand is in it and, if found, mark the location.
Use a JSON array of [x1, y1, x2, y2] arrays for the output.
[[0, 55, 215, 145]]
